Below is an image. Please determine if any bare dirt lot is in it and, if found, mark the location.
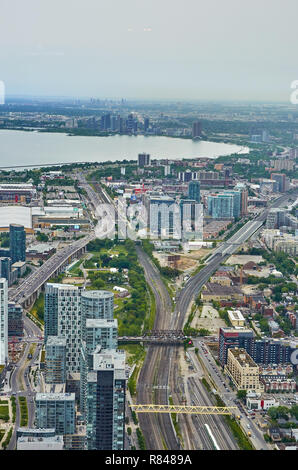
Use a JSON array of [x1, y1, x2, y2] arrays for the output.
[[226, 254, 264, 265], [191, 304, 226, 334]]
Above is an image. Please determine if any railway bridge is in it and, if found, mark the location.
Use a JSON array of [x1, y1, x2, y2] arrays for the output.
[[118, 329, 188, 345]]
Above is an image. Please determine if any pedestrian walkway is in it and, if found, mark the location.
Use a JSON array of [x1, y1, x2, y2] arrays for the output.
[[0, 396, 13, 449]]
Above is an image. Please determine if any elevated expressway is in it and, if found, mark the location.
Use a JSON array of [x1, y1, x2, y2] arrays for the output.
[[9, 234, 94, 307], [135, 193, 296, 450]]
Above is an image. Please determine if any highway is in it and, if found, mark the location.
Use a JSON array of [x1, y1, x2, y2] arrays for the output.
[[176, 192, 295, 319], [135, 246, 239, 450], [81, 179, 268, 450], [9, 234, 94, 305], [138, 192, 296, 450], [6, 175, 290, 451]]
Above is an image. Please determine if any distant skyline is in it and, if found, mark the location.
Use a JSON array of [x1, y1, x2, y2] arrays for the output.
[[1, 0, 298, 102], [4, 95, 298, 106]]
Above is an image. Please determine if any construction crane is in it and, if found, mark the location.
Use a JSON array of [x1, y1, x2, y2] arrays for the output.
[[130, 404, 237, 415]]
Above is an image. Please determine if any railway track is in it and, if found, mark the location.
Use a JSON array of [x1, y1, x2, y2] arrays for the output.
[[188, 377, 238, 450], [135, 246, 179, 450]]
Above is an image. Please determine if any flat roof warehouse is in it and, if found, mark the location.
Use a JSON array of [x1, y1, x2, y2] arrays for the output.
[[0, 206, 32, 229]]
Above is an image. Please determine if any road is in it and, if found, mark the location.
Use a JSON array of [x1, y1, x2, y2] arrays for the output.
[[8, 314, 42, 450], [166, 193, 295, 450], [176, 192, 296, 322], [192, 340, 271, 450], [13, 176, 289, 451], [137, 192, 297, 450], [9, 234, 94, 306], [6, 174, 114, 450]]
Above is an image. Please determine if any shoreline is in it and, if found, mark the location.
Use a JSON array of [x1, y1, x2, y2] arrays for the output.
[[0, 128, 250, 170]]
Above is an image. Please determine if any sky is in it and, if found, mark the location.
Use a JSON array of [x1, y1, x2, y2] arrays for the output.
[[0, 0, 298, 101]]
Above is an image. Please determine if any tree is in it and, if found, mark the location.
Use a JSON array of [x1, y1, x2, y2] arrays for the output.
[[267, 406, 290, 421], [290, 405, 298, 421], [237, 390, 247, 401], [36, 232, 49, 242]]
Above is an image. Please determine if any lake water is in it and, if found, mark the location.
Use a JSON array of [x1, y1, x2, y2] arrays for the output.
[[0, 130, 249, 169]]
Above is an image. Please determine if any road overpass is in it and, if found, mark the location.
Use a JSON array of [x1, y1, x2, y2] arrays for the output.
[[9, 234, 94, 307]]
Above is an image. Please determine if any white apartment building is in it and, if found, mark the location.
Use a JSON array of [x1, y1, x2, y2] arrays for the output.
[[44, 283, 81, 373]]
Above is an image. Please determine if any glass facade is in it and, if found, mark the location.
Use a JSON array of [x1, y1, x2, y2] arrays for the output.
[[208, 191, 241, 219], [188, 181, 201, 202], [0, 279, 8, 365], [86, 350, 126, 450], [35, 393, 76, 435], [85, 319, 118, 361], [9, 224, 26, 264], [0, 257, 11, 286], [44, 284, 81, 373], [81, 290, 114, 341], [8, 301, 23, 337], [45, 336, 67, 384]]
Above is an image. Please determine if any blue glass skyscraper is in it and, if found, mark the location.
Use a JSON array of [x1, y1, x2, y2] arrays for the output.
[[9, 224, 26, 264]]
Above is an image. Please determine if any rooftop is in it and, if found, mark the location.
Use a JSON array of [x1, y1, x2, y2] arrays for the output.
[[17, 427, 55, 434], [0, 206, 32, 229], [46, 336, 66, 347], [228, 310, 245, 322], [35, 392, 75, 401], [86, 318, 118, 328], [81, 290, 114, 300], [202, 282, 242, 295], [228, 348, 258, 368]]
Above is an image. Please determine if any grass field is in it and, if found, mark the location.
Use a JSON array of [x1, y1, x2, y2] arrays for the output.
[[0, 405, 9, 422], [18, 396, 28, 427], [120, 344, 146, 367], [30, 292, 45, 324]]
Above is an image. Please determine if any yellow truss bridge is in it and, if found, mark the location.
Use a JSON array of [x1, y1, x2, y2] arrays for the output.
[[130, 405, 237, 415]]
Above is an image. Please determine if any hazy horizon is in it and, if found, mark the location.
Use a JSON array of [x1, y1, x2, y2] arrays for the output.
[[1, 0, 298, 102]]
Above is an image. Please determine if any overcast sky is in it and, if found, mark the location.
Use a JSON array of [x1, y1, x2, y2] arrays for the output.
[[1, 0, 298, 101]]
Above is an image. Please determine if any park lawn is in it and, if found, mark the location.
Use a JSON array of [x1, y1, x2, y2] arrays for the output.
[[18, 396, 28, 427], [114, 297, 126, 310], [30, 293, 44, 324], [68, 259, 82, 273], [29, 343, 37, 357], [109, 244, 128, 256], [0, 405, 9, 422], [120, 344, 146, 367]]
